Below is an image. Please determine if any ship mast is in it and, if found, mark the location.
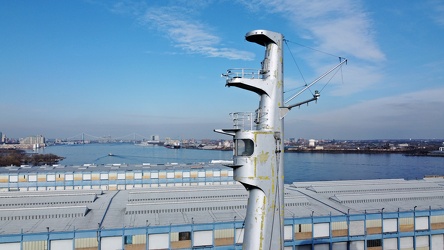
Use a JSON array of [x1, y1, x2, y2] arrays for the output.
[[216, 30, 285, 249], [216, 29, 347, 249]]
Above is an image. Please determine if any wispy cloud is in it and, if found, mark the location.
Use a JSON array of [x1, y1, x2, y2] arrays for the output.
[[429, 0, 444, 26], [240, 0, 386, 96], [242, 0, 385, 62], [106, 1, 255, 60], [109, 0, 147, 16], [137, 6, 255, 60], [290, 87, 444, 139]]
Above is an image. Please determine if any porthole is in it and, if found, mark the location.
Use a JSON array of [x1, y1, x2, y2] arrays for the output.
[[235, 139, 254, 156]]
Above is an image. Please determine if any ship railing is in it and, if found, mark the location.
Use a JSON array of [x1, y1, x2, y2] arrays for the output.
[[222, 68, 262, 80], [230, 112, 254, 130], [254, 108, 268, 130]]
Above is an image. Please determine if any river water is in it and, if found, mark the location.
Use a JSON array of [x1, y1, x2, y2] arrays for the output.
[[35, 143, 444, 184]]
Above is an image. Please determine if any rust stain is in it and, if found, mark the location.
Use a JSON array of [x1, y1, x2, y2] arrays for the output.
[[258, 176, 270, 180], [259, 196, 267, 250], [271, 163, 276, 194], [258, 151, 269, 164], [254, 157, 257, 177]]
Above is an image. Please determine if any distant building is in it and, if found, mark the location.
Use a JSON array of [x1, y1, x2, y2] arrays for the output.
[[150, 135, 160, 141], [308, 139, 316, 147], [0, 132, 3, 143], [0, 163, 444, 250], [222, 140, 231, 148], [19, 135, 45, 148]]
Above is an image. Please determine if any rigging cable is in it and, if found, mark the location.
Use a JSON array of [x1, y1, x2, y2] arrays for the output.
[[318, 61, 344, 94], [283, 85, 308, 95], [283, 39, 311, 95], [283, 39, 346, 97], [284, 39, 342, 58], [236, 220, 245, 244]]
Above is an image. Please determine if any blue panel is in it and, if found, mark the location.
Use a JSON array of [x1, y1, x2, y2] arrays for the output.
[[22, 233, 48, 241], [330, 215, 347, 222], [312, 216, 331, 223], [194, 224, 214, 231], [100, 229, 124, 237], [415, 211, 431, 217], [124, 228, 146, 235], [365, 213, 382, 220], [0, 235, 22, 243], [398, 212, 414, 218], [170, 225, 193, 233], [431, 210, 444, 216], [72, 230, 97, 238], [48, 231, 75, 240], [383, 212, 399, 219]]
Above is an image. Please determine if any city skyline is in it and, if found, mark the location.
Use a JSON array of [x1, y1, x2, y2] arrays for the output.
[[1, 130, 443, 142], [1, 1, 444, 140]]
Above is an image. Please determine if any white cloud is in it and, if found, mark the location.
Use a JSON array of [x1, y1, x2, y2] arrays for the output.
[[241, 0, 385, 62], [239, 0, 386, 97], [139, 6, 255, 60], [109, 0, 147, 16], [288, 87, 444, 139], [327, 63, 384, 96], [429, 0, 444, 26]]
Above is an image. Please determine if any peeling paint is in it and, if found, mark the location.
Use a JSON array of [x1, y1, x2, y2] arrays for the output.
[[257, 176, 270, 180], [258, 151, 269, 164], [259, 196, 267, 250], [254, 157, 257, 177]]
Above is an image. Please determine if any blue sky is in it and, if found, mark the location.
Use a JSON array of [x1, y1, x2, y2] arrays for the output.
[[1, 0, 444, 140]]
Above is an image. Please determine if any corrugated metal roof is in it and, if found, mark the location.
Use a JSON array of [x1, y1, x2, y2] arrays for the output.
[[1, 177, 444, 235], [0, 162, 229, 174], [0, 190, 100, 208], [0, 206, 88, 218], [289, 178, 444, 215], [307, 181, 444, 194], [331, 190, 444, 204], [128, 185, 247, 203]]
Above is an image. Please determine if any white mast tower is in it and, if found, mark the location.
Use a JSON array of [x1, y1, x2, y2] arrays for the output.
[[216, 29, 347, 249], [216, 30, 285, 249]]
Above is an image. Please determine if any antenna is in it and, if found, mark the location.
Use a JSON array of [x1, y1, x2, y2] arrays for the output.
[[284, 58, 347, 107]]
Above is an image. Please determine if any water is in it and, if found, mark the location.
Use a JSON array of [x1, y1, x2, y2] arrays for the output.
[[37, 143, 231, 166], [35, 143, 444, 184], [285, 152, 444, 182]]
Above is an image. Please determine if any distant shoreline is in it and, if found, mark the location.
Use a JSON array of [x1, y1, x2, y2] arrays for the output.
[[285, 148, 444, 156]]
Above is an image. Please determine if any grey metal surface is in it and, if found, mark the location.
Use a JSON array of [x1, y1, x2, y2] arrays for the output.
[[218, 29, 286, 249], [1, 177, 444, 236]]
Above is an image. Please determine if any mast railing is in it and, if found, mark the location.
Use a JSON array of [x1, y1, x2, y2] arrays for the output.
[[229, 112, 254, 130], [254, 108, 268, 129], [222, 68, 262, 80]]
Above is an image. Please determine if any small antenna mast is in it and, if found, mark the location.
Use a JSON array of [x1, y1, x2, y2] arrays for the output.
[[284, 58, 347, 108]]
